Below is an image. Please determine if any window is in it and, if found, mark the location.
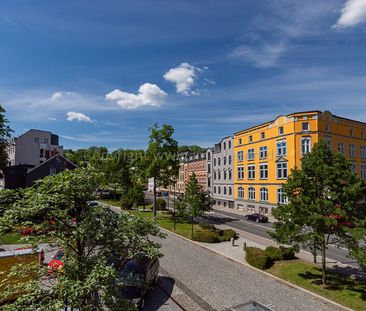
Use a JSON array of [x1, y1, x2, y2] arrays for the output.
[[44, 138, 49, 143], [213, 171, 216, 180], [208, 164, 211, 174], [237, 151, 244, 162], [249, 135, 253, 143], [218, 157, 221, 165], [338, 143, 345, 155], [349, 144, 356, 158], [224, 187, 227, 195], [259, 146, 267, 159], [362, 132, 365, 139], [218, 186, 221, 194], [228, 170, 232, 180], [351, 162, 357, 173], [40, 149, 44, 158], [277, 188, 288, 204], [229, 187, 232, 195], [301, 137, 312, 155], [261, 132, 265, 140], [325, 137, 332, 149], [238, 187, 244, 199], [325, 124, 330, 132], [207, 152, 211, 161], [228, 140, 232, 149], [214, 158, 216, 166], [361, 164, 366, 180], [223, 142, 226, 150], [224, 170, 227, 180], [259, 163, 268, 179], [360, 146, 366, 159], [237, 166, 244, 180], [218, 171, 221, 180], [214, 186, 216, 193], [207, 177, 211, 188], [239, 138, 242, 145], [260, 187, 268, 202], [34, 137, 39, 142], [350, 129, 354, 137], [248, 165, 255, 179], [277, 162, 288, 179], [228, 155, 232, 165], [278, 126, 284, 135], [248, 187, 255, 200], [247, 148, 255, 160], [224, 156, 226, 165], [259, 206, 269, 215], [247, 205, 255, 212], [302, 122, 309, 132], [276, 140, 287, 157]]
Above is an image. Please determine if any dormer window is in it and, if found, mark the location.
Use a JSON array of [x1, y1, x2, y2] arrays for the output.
[[302, 122, 309, 132]]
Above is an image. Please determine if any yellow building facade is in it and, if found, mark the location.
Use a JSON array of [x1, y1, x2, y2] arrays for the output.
[[234, 111, 366, 215]]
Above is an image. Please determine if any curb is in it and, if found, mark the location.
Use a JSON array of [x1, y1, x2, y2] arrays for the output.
[[159, 227, 353, 311]]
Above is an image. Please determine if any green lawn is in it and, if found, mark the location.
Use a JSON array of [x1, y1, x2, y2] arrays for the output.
[[128, 209, 203, 239], [0, 232, 25, 245], [267, 260, 366, 311]]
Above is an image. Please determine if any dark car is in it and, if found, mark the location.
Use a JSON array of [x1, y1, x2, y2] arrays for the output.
[[120, 255, 159, 309], [244, 213, 268, 223]]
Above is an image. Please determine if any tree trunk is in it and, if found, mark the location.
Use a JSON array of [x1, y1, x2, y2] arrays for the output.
[[313, 240, 317, 263], [153, 178, 157, 218], [321, 240, 327, 285]]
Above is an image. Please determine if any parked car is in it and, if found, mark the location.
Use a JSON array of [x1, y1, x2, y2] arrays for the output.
[[119, 255, 159, 309], [244, 213, 268, 223], [48, 249, 64, 274]]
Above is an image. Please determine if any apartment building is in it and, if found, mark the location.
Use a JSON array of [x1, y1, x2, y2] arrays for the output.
[[184, 151, 207, 190], [212, 136, 234, 208], [206, 148, 213, 194], [8, 129, 63, 167], [234, 110, 366, 215]]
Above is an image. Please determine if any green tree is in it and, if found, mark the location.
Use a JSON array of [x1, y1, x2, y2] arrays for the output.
[[177, 173, 212, 237], [271, 141, 365, 285], [0, 167, 163, 310], [145, 124, 179, 218], [121, 183, 145, 210], [0, 105, 12, 173]]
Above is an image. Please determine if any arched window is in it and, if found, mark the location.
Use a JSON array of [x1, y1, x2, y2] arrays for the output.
[[260, 187, 268, 202], [277, 188, 288, 204], [238, 186, 244, 199], [228, 187, 232, 195], [248, 187, 255, 200], [218, 186, 221, 194], [224, 187, 227, 195], [213, 186, 216, 194]]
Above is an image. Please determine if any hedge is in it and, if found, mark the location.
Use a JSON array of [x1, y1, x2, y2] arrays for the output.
[[192, 230, 221, 243], [156, 198, 167, 210], [245, 247, 272, 270], [220, 229, 237, 241], [264, 246, 296, 262]]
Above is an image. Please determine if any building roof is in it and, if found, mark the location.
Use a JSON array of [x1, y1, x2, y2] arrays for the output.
[[26, 154, 77, 174]]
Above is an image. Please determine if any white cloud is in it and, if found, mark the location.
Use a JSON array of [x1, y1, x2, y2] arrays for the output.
[[105, 83, 167, 109], [163, 63, 201, 95], [51, 91, 75, 101], [334, 0, 366, 28], [66, 111, 92, 122]]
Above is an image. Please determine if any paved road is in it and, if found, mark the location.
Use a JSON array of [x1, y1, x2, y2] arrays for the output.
[[210, 209, 358, 268], [156, 230, 339, 311]]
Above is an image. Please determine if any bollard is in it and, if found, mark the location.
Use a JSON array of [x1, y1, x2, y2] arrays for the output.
[[231, 237, 235, 246], [243, 242, 247, 250]]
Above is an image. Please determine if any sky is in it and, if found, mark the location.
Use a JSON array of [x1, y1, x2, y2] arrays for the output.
[[1, 0, 366, 150]]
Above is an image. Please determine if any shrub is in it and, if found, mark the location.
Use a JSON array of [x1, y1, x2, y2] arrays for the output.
[[192, 231, 220, 243], [245, 247, 272, 270], [198, 223, 216, 231], [265, 246, 283, 261], [156, 198, 167, 211], [219, 229, 237, 241], [279, 246, 296, 260]]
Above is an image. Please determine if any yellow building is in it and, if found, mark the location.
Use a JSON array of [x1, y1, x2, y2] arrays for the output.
[[234, 111, 366, 215]]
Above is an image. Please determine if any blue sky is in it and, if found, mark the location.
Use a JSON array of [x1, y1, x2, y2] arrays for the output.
[[1, 0, 366, 150]]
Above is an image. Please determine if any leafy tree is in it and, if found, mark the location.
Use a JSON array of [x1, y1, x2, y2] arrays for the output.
[[271, 141, 365, 284], [0, 105, 13, 173], [145, 124, 179, 218], [121, 183, 145, 210], [0, 167, 163, 310], [176, 173, 211, 236], [0, 189, 21, 217]]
